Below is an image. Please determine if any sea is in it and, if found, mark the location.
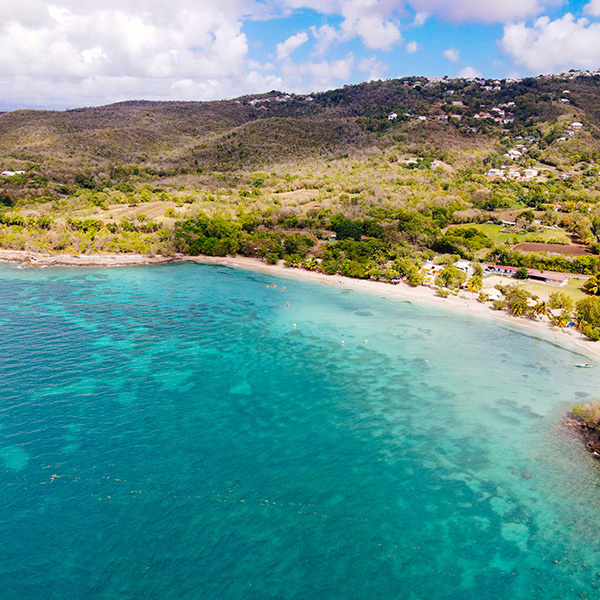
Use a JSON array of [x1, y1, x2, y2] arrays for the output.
[[1, 260, 600, 599]]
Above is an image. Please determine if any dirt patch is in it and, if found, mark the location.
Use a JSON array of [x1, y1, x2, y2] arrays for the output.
[[513, 242, 592, 256]]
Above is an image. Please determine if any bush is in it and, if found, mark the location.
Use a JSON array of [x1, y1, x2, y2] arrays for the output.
[[573, 402, 600, 429]]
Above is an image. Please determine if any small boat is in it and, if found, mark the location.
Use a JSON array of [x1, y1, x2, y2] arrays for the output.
[[575, 363, 594, 368]]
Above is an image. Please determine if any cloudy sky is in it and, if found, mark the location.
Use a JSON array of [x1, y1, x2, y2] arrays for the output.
[[2, 0, 600, 110]]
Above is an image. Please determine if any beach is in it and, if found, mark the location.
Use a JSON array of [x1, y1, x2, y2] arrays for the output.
[[1, 247, 598, 360]]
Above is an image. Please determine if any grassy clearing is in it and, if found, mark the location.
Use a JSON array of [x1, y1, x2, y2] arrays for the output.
[[468, 223, 571, 246]]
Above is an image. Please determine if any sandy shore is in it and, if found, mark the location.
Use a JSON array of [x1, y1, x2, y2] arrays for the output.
[[1, 248, 599, 360]]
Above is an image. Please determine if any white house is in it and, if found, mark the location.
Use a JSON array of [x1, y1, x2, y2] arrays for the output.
[[388, 113, 398, 121]]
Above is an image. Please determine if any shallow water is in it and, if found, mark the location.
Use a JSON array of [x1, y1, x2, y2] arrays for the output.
[[1, 262, 600, 599]]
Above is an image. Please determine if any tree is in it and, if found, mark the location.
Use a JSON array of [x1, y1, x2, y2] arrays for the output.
[[577, 296, 600, 338], [515, 266, 529, 280], [435, 264, 466, 289], [548, 291, 575, 315], [583, 274, 600, 296], [467, 275, 482, 293], [533, 301, 548, 320]]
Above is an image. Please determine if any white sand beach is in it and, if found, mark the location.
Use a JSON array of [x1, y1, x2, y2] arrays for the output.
[[1, 248, 599, 360]]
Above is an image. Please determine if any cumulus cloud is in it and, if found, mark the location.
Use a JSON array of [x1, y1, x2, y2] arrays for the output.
[[407, 0, 559, 24], [276, 31, 309, 60], [285, 0, 402, 51], [358, 56, 388, 80], [443, 48, 460, 63], [406, 41, 419, 53], [458, 66, 482, 78], [584, 0, 600, 16], [278, 54, 354, 91], [0, 0, 252, 108], [311, 24, 339, 55], [501, 14, 600, 72]]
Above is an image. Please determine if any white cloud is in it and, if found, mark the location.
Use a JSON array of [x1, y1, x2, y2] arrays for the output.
[[458, 66, 482, 78], [311, 24, 339, 55], [501, 14, 600, 72], [406, 41, 419, 53], [358, 56, 388, 80], [0, 0, 252, 108], [443, 47, 460, 63], [584, 0, 600, 17], [279, 55, 354, 91], [284, 0, 402, 51], [276, 31, 309, 60], [407, 0, 560, 24], [413, 11, 428, 26]]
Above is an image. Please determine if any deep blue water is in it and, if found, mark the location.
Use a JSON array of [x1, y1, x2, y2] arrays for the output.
[[1, 261, 600, 599]]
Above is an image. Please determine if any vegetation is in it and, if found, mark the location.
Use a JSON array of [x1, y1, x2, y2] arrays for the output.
[[572, 402, 600, 430], [3, 72, 600, 337]]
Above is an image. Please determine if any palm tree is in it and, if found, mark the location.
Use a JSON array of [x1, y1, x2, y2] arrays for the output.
[[509, 298, 529, 317], [584, 275, 600, 296], [533, 301, 548, 321], [553, 312, 570, 328]]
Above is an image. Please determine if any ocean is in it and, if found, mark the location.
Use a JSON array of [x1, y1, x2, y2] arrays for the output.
[[1, 261, 599, 599]]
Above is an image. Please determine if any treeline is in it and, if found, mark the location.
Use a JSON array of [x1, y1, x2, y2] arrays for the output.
[[487, 248, 599, 275]]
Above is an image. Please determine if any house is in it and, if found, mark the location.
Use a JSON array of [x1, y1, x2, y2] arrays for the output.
[[1, 170, 25, 177], [526, 270, 568, 286], [455, 260, 474, 277], [489, 265, 519, 276], [522, 168, 538, 180], [486, 288, 503, 301], [571, 122, 584, 130], [388, 113, 398, 121], [506, 149, 522, 160], [487, 168, 505, 179], [487, 265, 568, 285]]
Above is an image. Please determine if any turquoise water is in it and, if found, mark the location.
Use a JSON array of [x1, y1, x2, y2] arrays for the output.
[[1, 261, 600, 599]]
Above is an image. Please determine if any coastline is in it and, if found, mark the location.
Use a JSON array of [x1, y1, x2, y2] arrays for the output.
[[2, 248, 599, 360]]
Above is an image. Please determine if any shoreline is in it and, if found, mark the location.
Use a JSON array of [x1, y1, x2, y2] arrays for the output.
[[2, 248, 599, 360]]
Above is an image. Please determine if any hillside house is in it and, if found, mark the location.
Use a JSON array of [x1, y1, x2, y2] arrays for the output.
[[388, 113, 398, 120], [571, 122, 584, 130]]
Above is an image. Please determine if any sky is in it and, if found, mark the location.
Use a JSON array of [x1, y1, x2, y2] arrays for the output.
[[2, 0, 600, 111]]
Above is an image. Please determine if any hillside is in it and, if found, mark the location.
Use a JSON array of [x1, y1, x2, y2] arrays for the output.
[[1, 72, 600, 179]]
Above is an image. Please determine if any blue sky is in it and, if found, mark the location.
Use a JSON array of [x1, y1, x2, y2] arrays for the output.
[[1, 0, 600, 110]]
